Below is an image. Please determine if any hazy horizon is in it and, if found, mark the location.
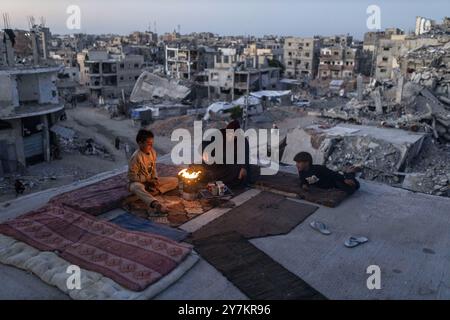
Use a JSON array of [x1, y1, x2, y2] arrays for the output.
[[1, 0, 449, 39]]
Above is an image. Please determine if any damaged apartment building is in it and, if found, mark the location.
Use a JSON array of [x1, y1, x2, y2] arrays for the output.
[[77, 50, 144, 99], [0, 27, 64, 174], [243, 42, 284, 66], [202, 48, 281, 101], [317, 45, 358, 80], [373, 18, 450, 81], [283, 37, 320, 79], [164, 45, 217, 80]]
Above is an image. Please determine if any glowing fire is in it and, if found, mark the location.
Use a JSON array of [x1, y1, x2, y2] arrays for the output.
[[178, 168, 201, 180]]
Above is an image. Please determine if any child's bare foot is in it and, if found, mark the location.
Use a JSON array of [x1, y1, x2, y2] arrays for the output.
[[148, 201, 169, 217]]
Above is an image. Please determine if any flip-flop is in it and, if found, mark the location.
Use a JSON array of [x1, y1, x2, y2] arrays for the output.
[[309, 221, 331, 235], [344, 236, 369, 248]]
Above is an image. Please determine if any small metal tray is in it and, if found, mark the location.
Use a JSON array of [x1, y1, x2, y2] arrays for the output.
[[199, 185, 233, 199]]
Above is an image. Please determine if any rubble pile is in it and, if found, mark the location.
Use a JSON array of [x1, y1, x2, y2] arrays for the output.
[[407, 42, 450, 97], [314, 41, 450, 197], [326, 136, 403, 185], [59, 136, 114, 161], [320, 41, 450, 142], [403, 138, 450, 197], [321, 84, 450, 142], [130, 72, 191, 103]]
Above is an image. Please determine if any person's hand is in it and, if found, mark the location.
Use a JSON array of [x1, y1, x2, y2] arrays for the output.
[[146, 178, 159, 189], [344, 179, 356, 187], [306, 175, 319, 184], [238, 168, 247, 180]]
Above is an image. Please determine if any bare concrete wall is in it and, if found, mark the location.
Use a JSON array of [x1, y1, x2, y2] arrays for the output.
[[0, 75, 19, 107]]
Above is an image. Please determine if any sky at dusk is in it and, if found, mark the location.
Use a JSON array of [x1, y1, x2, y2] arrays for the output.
[[1, 0, 449, 39]]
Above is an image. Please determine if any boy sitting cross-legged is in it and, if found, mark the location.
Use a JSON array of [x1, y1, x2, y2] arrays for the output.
[[128, 129, 178, 217]]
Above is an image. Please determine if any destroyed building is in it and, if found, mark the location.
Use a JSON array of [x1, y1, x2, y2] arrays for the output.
[[317, 45, 358, 80], [243, 42, 284, 66], [0, 27, 64, 174], [375, 35, 441, 80], [314, 34, 450, 197], [164, 45, 216, 80], [77, 49, 144, 99], [203, 48, 281, 101], [373, 17, 450, 81]]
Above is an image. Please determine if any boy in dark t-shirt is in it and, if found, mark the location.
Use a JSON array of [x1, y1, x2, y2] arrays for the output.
[[294, 152, 360, 195]]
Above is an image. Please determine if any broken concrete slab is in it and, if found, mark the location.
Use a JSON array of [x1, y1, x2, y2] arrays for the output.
[[281, 124, 427, 186], [396, 76, 404, 104], [280, 127, 336, 165], [402, 173, 429, 193], [371, 87, 383, 114], [130, 72, 191, 103]]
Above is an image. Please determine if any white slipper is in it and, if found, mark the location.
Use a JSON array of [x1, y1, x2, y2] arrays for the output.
[[344, 236, 369, 248], [309, 221, 331, 235]]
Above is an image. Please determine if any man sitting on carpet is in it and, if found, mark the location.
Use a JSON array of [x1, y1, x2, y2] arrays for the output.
[[128, 129, 178, 217], [190, 120, 251, 188], [294, 152, 360, 195]]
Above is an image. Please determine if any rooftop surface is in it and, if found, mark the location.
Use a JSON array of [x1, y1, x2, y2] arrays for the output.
[[0, 163, 449, 300], [0, 103, 64, 120]]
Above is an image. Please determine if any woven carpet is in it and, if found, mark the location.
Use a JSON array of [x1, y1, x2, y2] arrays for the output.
[[0, 203, 192, 292]]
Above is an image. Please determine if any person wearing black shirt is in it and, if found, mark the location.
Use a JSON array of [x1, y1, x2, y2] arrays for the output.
[[294, 152, 360, 195], [190, 121, 251, 188]]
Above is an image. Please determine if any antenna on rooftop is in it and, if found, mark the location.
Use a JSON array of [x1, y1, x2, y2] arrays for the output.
[[3, 12, 11, 29], [28, 16, 36, 28], [154, 21, 157, 34]]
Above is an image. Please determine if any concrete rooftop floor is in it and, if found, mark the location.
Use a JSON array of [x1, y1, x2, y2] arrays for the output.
[[0, 166, 449, 300]]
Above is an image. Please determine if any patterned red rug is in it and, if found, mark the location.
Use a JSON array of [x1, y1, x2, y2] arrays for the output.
[[49, 163, 185, 216], [0, 203, 192, 291]]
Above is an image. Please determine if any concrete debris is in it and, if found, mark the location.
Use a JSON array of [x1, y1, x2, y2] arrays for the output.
[[59, 136, 114, 161], [282, 123, 428, 186], [319, 41, 450, 144], [403, 138, 450, 196], [327, 135, 403, 185], [281, 127, 337, 165], [320, 85, 450, 142], [130, 71, 191, 103]]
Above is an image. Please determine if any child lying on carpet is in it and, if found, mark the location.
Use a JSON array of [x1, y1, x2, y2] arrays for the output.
[[294, 152, 360, 195], [128, 129, 178, 217]]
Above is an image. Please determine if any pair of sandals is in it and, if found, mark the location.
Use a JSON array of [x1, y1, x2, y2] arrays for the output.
[[309, 221, 369, 248]]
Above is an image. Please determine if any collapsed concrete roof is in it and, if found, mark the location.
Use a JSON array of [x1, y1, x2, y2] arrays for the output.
[[130, 71, 191, 103], [281, 124, 427, 181]]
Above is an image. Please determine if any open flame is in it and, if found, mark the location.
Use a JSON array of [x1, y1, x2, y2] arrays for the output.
[[178, 168, 201, 180]]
